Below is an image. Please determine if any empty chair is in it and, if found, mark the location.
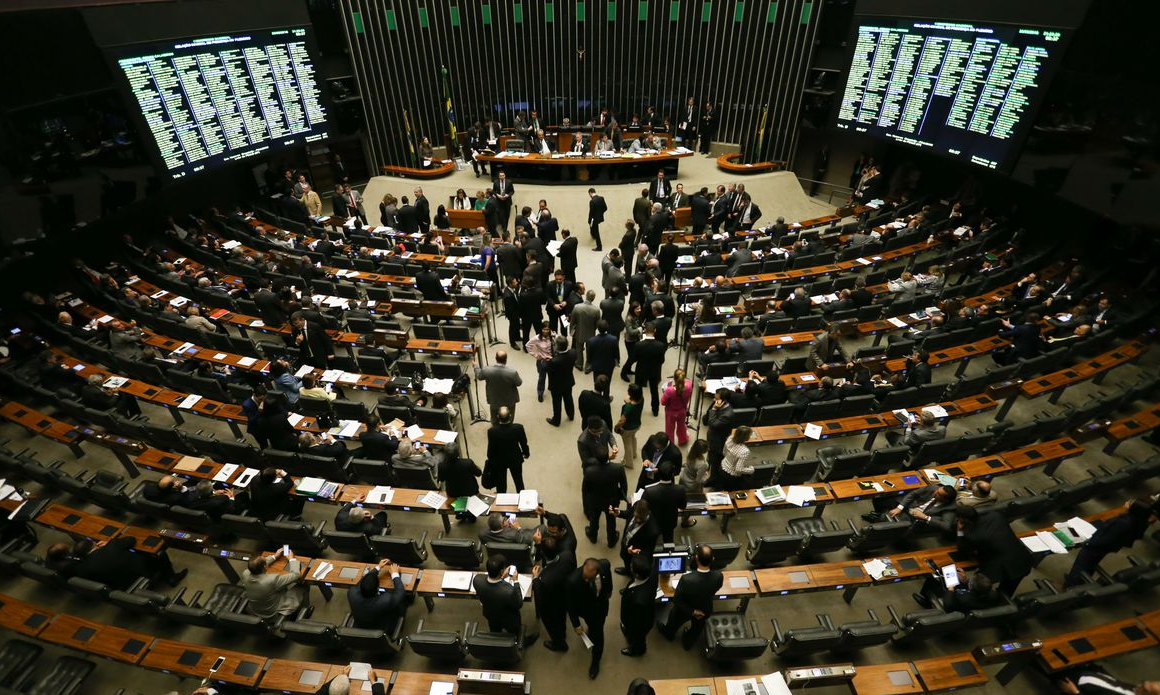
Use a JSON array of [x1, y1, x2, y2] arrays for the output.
[[696, 536, 741, 570], [774, 458, 819, 485], [1002, 487, 1052, 520], [161, 583, 246, 629], [745, 530, 806, 567], [430, 534, 483, 569], [484, 541, 535, 573], [864, 445, 912, 476], [770, 614, 843, 657], [395, 360, 429, 380], [411, 324, 442, 340], [390, 465, 439, 490], [414, 407, 453, 430], [265, 519, 329, 554], [818, 449, 870, 482], [337, 614, 406, 655], [219, 513, 270, 543], [282, 619, 344, 649], [845, 520, 912, 554], [464, 622, 524, 664], [704, 610, 769, 662], [0, 639, 42, 692], [65, 576, 111, 602], [108, 584, 175, 617], [836, 609, 897, 650], [370, 532, 429, 566], [839, 394, 877, 416], [1013, 579, 1090, 621], [756, 403, 796, 426], [705, 362, 741, 378], [964, 601, 1020, 632], [22, 655, 95, 695], [888, 606, 968, 645], [323, 530, 377, 560], [407, 619, 468, 661], [907, 438, 962, 469], [351, 458, 393, 484], [790, 518, 855, 557], [216, 609, 284, 638]]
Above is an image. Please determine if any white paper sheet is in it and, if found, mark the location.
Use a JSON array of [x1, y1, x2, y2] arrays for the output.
[[405, 424, 425, 440], [785, 486, 816, 507], [420, 491, 448, 509], [177, 394, 202, 409], [466, 496, 491, 517], [213, 464, 239, 482], [366, 486, 395, 505], [441, 571, 474, 591], [1067, 516, 1098, 541], [803, 423, 823, 440], [434, 429, 458, 444]]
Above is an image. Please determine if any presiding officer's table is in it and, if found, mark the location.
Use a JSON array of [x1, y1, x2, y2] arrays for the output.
[[476, 149, 694, 183]]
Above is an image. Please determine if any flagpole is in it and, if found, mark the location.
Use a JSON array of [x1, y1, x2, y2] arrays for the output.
[[442, 65, 459, 157], [402, 109, 417, 167]]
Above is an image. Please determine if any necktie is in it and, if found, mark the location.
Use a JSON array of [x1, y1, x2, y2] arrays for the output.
[[594, 574, 602, 596]]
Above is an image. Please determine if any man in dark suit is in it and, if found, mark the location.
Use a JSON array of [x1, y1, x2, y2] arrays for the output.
[[669, 183, 689, 210], [47, 536, 184, 590], [413, 187, 431, 233], [396, 196, 418, 233], [533, 536, 577, 652], [690, 187, 711, 235], [471, 554, 534, 644], [335, 501, 390, 536], [415, 263, 450, 302], [656, 241, 680, 287], [645, 204, 671, 253], [642, 465, 688, 543], [586, 321, 620, 391], [661, 544, 723, 649], [491, 172, 514, 231], [253, 281, 287, 327], [291, 314, 335, 368], [331, 183, 351, 218], [620, 556, 657, 656], [633, 322, 667, 417], [567, 557, 614, 679], [348, 559, 407, 629], [588, 188, 608, 252], [486, 406, 530, 493], [903, 348, 933, 387], [769, 216, 789, 240], [851, 277, 874, 308], [868, 483, 958, 534], [357, 415, 400, 461], [638, 432, 684, 491], [633, 189, 653, 232], [582, 444, 627, 546], [649, 171, 672, 205], [495, 232, 523, 283], [545, 270, 575, 334], [997, 312, 1043, 364], [558, 229, 579, 282], [248, 467, 305, 521], [744, 368, 788, 406], [536, 210, 560, 244], [578, 376, 614, 432], [500, 277, 522, 347], [613, 499, 661, 577], [545, 337, 577, 426], [956, 505, 1033, 596], [710, 184, 731, 233]]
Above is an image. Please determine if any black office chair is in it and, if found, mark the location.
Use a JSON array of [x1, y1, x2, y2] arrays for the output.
[[887, 606, 968, 645], [770, 614, 843, 657], [370, 532, 429, 566], [323, 530, 377, 560], [485, 541, 534, 573], [0, 639, 42, 692], [790, 519, 855, 557], [836, 609, 897, 651], [390, 465, 440, 490], [430, 533, 483, 569], [265, 519, 329, 554], [282, 619, 344, 649], [22, 655, 95, 695], [774, 458, 819, 485], [464, 622, 525, 664], [703, 610, 769, 661], [338, 614, 406, 655], [845, 520, 913, 554], [817, 449, 870, 481], [219, 513, 270, 544], [745, 530, 806, 567], [406, 619, 468, 662]]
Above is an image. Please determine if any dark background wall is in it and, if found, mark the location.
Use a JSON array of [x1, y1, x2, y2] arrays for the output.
[[337, 0, 824, 168]]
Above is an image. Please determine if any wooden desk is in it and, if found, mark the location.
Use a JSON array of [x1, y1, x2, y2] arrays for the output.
[[261, 659, 348, 694], [415, 568, 534, 602], [716, 153, 780, 174], [850, 663, 923, 695], [0, 594, 53, 637], [1020, 341, 1148, 400], [655, 571, 757, 602], [0, 400, 84, 455], [381, 160, 456, 178], [392, 672, 460, 695], [1036, 614, 1157, 672], [1102, 403, 1160, 454], [36, 504, 124, 542], [913, 654, 989, 692], [650, 678, 718, 695], [447, 209, 486, 228], [39, 614, 153, 664], [476, 149, 693, 183], [140, 638, 267, 689]]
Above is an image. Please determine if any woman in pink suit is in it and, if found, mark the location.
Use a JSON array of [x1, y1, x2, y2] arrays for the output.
[[661, 368, 692, 446]]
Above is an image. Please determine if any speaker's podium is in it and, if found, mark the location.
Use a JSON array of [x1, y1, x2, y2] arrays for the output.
[[448, 209, 485, 229]]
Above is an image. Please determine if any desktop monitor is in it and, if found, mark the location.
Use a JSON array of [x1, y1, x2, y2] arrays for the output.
[[654, 552, 689, 575]]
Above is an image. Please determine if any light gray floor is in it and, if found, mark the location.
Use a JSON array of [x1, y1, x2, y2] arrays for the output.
[[4, 172, 1159, 694]]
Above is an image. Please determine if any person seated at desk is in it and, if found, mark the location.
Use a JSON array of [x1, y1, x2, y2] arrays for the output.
[[241, 547, 310, 619], [270, 359, 302, 405], [433, 204, 451, 230], [335, 500, 390, 536], [377, 385, 416, 424], [740, 368, 788, 407], [37, 351, 84, 393], [865, 483, 958, 531], [390, 439, 443, 471], [570, 134, 589, 154], [46, 536, 186, 590], [142, 475, 189, 506], [184, 479, 247, 522], [80, 374, 142, 417], [249, 467, 305, 521], [480, 511, 535, 545], [298, 372, 336, 402], [300, 431, 348, 462], [594, 134, 615, 153], [357, 414, 400, 461], [531, 129, 553, 155], [1053, 668, 1160, 695], [418, 136, 434, 161], [1063, 496, 1157, 588], [727, 327, 763, 362], [886, 410, 947, 452], [912, 568, 1002, 612], [348, 559, 407, 630]]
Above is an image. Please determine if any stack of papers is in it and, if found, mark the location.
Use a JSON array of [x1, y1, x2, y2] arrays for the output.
[[1065, 516, 1098, 541], [886, 317, 909, 328], [320, 369, 344, 383], [705, 492, 733, 507], [422, 378, 455, 394], [517, 490, 539, 511], [434, 430, 458, 444], [328, 420, 363, 439], [311, 562, 335, 580], [862, 557, 898, 580], [922, 405, 949, 418], [466, 496, 491, 517], [419, 491, 448, 509], [102, 376, 129, 389], [338, 372, 360, 384], [494, 493, 520, 507], [785, 486, 816, 507], [365, 486, 395, 505], [296, 477, 326, 495], [755, 485, 786, 504], [441, 571, 474, 591], [237, 356, 258, 367], [405, 424, 425, 440], [803, 423, 823, 440], [287, 413, 306, 427]]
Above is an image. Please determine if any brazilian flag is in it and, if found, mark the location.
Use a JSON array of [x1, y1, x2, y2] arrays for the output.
[[442, 65, 458, 156]]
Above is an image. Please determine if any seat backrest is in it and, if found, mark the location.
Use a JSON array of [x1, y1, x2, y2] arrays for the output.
[[407, 623, 466, 660], [323, 530, 375, 559], [220, 514, 268, 541], [465, 629, 523, 664], [430, 538, 483, 569], [746, 533, 805, 567], [775, 458, 819, 485], [282, 619, 341, 647], [774, 625, 843, 655], [485, 542, 534, 572], [847, 520, 912, 553], [390, 465, 439, 490], [370, 534, 428, 566], [265, 521, 328, 554], [822, 451, 871, 482], [351, 459, 394, 484]]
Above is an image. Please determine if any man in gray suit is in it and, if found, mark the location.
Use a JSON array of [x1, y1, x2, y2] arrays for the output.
[[886, 411, 947, 452], [867, 483, 958, 533], [726, 240, 753, 277], [241, 548, 310, 619], [570, 289, 601, 372], [475, 350, 523, 422]]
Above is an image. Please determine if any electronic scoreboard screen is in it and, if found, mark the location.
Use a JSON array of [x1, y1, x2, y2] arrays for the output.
[[109, 27, 328, 180], [833, 17, 1071, 171]]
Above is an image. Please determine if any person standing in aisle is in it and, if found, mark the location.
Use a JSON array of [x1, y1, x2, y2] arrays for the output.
[[588, 188, 608, 252], [567, 557, 613, 679], [661, 368, 691, 447]]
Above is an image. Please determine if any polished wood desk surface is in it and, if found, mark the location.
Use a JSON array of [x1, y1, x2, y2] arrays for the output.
[[260, 552, 420, 593], [851, 663, 924, 694], [1036, 612, 1158, 672], [39, 613, 153, 664], [1104, 402, 1160, 443], [745, 393, 997, 445], [0, 594, 54, 637], [32, 503, 166, 555], [1021, 341, 1148, 398], [0, 400, 82, 444], [476, 149, 693, 166], [654, 570, 757, 599], [140, 638, 267, 689], [649, 678, 719, 695], [416, 568, 533, 601], [912, 654, 988, 693], [261, 659, 349, 694]]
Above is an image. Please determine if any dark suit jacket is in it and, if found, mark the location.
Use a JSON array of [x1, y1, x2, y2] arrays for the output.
[[578, 390, 614, 431], [69, 536, 151, 590], [254, 288, 286, 326], [633, 338, 667, 379], [649, 179, 672, 203], [248, 476, 296, 521], [582, 460, 628, 515], [783, 296, 813, 319], [904, 360, 933, 388], [999, 322, 1042, 359], [646, 210, 670, 246], [619, 512, 661, 566], [348, 569, 406, 628], [471, 574, 523, 632], [358, 429, 400, 461], [672, 568, 724, 616], [534, 551, 577, 619], [558, 236, 578, 272], [537, 217, 560, 244], [415, 270, 450, 301], [745, 378, 788, 406], [487, 423, 530, 467], [895, 485, 957, 533], [620, 576, 658, 638], [295, 321, 334, 367], [642, 481, 687, 534], [589, 196, 608, 224], [396, 204, 419, 233], [657, 243, 680, 275], [633, 196, 652, 229], [546, 349, 577, 392], [335, 502, 387, 535], [567, 559, 613, 627], [690, 195, 711, 226], [491, 179, 515, 209], [414, 196, 431, 228], [959, 511, 1033, 586], [439, 456, 482, 498], [586, 333, 620, 373]]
